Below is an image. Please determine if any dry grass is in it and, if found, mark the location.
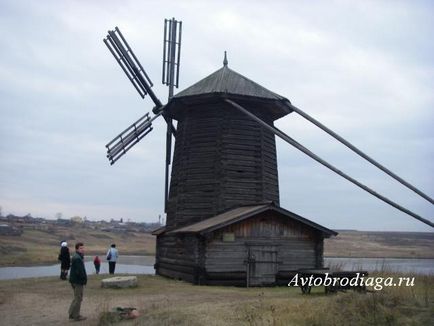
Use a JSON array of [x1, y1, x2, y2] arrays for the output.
[[0, 273, 432, 325], [302, 274, 434, 326], [0, 227, 155, 266], [325, 231, 434, 258], [120, 273, 433, 326]]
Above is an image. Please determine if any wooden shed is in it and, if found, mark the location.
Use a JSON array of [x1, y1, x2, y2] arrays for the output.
[[154, 202, 337, 286], [153, 59, 337, 286]]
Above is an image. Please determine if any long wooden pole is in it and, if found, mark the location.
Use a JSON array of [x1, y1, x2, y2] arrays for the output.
[[286, 101, 434, 205], [225, 99, 433, 228]]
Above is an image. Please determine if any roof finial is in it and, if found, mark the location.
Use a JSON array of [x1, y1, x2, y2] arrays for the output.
[[223, 51, 228, 67]]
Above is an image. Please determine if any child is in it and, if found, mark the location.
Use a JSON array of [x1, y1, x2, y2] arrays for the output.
[[93, 255, 101, 274]]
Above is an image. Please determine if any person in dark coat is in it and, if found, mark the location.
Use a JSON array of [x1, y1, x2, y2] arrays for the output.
[[58, 241, 71, 280], [68, 242, 87, 322]]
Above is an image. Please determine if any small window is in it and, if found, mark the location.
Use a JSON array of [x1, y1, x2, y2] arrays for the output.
[[222, 232, 235, 242]]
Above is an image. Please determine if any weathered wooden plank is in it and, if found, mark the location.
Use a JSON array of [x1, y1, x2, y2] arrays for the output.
[[205, 264, 246, 272], [205, 251, 247, 259], [159, 257, 196, 268], [205, 271, 246, 280], [157, 267, 195, 283]]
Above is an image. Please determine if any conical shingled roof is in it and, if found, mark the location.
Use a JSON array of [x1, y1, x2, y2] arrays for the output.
[[174, 64, 285, 100], [165, 60, 293, 121]]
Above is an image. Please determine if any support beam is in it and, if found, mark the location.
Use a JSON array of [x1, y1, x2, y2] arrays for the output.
[[225, 99, 433, 228], [286, 101, 434, 205]]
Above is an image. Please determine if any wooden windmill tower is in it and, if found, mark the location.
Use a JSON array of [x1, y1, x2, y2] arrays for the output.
[[104, 20, 432, 286], [163, 53, 292, 229]]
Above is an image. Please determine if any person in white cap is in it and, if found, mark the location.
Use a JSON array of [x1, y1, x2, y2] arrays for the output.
[[58, 240, 71, 280]]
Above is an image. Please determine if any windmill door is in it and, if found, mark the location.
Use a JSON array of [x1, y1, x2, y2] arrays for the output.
[[247, 245, 278, 286]]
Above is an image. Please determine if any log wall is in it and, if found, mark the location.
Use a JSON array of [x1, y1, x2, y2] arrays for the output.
[[166, 103, 280, 229], [204, 211, 324, 285], [155, 234, 201, 283], [156, 211, 325, 286]]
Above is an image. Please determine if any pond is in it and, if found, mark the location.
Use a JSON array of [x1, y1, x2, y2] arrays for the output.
[[0, 255, 155, 280], [325, 257, 434, 275]]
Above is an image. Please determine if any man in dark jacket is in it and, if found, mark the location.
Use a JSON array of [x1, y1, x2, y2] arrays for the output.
[[68, 242, 87, 321]]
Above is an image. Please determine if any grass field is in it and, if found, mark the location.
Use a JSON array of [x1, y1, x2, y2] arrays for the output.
[[0, 226, 155, 266], [0, 226, 433, 266], [325, 230, 434, 258], [0, 273, 432, 325]]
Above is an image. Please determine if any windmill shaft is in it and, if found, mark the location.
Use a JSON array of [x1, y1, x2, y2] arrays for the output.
[[164, 121, 172, 212], [162, 18, 182, 212], [288, 103, 434, 205], [225, 99, 433, 228]]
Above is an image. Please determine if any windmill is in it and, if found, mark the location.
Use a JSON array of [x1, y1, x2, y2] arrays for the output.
[[103, 20, 432, 231], [103, 18, 182, 210], [103, 20, 432, 286]]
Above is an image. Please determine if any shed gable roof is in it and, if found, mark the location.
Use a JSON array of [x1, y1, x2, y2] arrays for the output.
[[166, 203, 337, 237]]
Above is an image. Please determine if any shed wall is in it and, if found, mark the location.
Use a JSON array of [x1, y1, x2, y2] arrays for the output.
[[155, 234, 201, 283], [156, 212, 326, 286], [204, 212, 324, 285]]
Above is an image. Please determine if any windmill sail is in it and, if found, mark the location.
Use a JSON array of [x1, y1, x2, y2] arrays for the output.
[[104, 27, 162, 109], [106, 112, 163, 165], [162, 18, 182, 90], [103, 26, 168, 165]]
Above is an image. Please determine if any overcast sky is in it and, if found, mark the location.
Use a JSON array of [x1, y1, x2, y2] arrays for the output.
[[0, 0, 433, 231]]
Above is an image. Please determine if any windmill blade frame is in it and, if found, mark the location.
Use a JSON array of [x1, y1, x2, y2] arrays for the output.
[[106, 111, 163, 165], [104, 27, 162, 109], [103, 25, 168, 166]]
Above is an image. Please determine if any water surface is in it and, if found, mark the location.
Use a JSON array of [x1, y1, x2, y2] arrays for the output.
[[0, 255, 155, 280], [0, 256, 432, 280], [325, 257, 434, 275]]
